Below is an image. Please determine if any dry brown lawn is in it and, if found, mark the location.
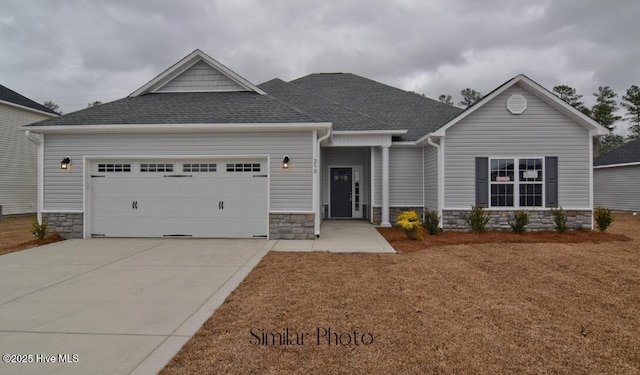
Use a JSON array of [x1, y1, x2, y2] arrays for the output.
[[0, 215, 63, 256], [162, 213, 640, 374]]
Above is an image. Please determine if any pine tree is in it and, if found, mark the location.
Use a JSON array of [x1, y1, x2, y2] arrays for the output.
[[459, 88, 482, 108], [621, 85, 640, 140], [552, 85, 590, 115]]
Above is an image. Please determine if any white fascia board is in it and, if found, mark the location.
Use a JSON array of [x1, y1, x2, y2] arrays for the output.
[[593, 161, 640, 169], [429, 77, 521, 137], [0, 100, 59, 117], [23, 122, 332, 134], [391, 141, 418, 146], [430, 74, 609, 137], [331, 130, 408, 136], [416, 132, 442, 145], [130, 49, 266, 97], [517, 77, 609, 135]]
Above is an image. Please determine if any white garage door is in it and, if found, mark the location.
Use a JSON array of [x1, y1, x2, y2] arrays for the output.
[[89, 159, 268, 238]]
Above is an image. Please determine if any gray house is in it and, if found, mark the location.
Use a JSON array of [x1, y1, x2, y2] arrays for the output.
[[594, 138, 640, 212], [0, 85, 58, 216], [23, 49, 608, 239]]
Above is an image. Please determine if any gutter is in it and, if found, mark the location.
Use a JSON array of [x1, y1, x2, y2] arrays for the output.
[[314, 128, 333, 237], [25, 131, 44, 223], [426, 134, 443, 228]]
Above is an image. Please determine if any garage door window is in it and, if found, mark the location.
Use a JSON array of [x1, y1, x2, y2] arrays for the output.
[[141, 163, 173, 172], [183, 163, 217, 172], [226, 163, 260, 172], [98, 163, 131, 172]]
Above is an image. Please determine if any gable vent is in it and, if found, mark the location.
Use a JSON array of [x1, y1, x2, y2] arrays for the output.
[[507, 94, 527, 114]]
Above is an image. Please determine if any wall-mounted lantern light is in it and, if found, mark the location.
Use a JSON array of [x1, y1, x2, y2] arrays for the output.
[[60, 157, 71, 170], [282, 155, 290, 169]]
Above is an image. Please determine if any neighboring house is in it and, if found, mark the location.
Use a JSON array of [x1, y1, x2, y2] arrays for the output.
[[23, 49, 608, 239], [0, 85, 58, 216], [593, 138, 640, 212]]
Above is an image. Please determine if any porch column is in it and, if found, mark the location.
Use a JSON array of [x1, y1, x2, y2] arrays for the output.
[[381, 145, 391, 227]]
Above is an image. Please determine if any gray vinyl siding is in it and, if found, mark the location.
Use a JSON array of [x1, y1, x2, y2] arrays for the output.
[[390, 147, 423, 206], [43, 131, 313, 212], [594, 166, 640, 211], [322, 147, 369, 206], [444, 84, 591, 209], [0, 104, 51, 215], [157, 61, 245, 92], [424, 145, 438, 210], [372, 146, 423, 206]]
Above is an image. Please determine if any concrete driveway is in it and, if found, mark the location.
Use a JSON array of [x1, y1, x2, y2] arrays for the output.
[[0, 238, 271, 375]]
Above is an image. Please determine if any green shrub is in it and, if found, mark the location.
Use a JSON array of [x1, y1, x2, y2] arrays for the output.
[[423, 208, 440, 235], [593, 207, 614, 232], [509, 210, 530, 234], [465, 205, 491, 233], [396, 210, 423, 240], [551, 207, 568, 233], [31, 218, 47, 240]]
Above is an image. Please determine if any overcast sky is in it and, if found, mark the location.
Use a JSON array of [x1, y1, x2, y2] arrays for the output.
[[1, 0, 638, 133]]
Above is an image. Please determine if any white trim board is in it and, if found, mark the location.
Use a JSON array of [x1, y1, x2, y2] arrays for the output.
[[594, 162, 640, 169], [130, 49, 267, 96]]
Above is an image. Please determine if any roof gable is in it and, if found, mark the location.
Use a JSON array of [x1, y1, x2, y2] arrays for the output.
[[429, 74, 609, 138], [130, 49, 266, 97], [0, 84, 58, 116]]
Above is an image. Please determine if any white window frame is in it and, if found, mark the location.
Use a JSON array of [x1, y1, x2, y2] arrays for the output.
[[489, 157, 545, 209]]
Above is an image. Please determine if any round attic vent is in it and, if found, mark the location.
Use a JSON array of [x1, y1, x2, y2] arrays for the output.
[[507, 94, 527, 114]]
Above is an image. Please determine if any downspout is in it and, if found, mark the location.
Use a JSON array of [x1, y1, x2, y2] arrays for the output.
[[426, 135, 443, 228], [25, 130, 44, 224], [315, 128, 332, 237], [422, 146, 425, 222]]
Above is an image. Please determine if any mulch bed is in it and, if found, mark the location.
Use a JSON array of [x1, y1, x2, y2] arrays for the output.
[[0, 234, 65, 256], [0, 215, 65, 256], [378, 227, 631, 253]]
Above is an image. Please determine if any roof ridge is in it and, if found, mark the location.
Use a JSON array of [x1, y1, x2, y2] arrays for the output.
[[286, 76, 391, 128]]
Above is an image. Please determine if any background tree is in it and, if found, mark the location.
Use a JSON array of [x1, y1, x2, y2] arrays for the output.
[[591, 86, 623, 155], [438, 94, 454, 105], [43, 100, 62, 114], [87, 101, 102, 108], [552, 85, 590, 115], [459, 88, 482, 108], [621, 85, 640, 140]]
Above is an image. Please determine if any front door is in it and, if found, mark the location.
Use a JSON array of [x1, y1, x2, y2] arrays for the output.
[[330, 168, 352, 218]]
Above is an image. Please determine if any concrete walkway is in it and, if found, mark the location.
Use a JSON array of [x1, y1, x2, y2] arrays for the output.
[[271, 220, 396, 253]]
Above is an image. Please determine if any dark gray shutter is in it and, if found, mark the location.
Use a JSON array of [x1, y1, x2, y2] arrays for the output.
[[545, 156, 558, 207], [475, 157, 489, 206]]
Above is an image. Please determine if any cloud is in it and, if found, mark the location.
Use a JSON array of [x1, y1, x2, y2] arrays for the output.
[[0, 0, 638, 125]]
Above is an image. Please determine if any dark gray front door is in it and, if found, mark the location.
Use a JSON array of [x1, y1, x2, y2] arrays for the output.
[[330, 168, 352, 218]]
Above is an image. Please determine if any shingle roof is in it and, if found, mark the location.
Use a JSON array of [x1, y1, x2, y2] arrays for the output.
[[259, 78, 389, 131], [0, 84, 58, 115], [594, 138, 640, 166], [287, 73, 463, 140], [25, 91, 318, 127]]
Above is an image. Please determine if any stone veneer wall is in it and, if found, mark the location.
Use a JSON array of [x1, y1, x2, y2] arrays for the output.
[[371, 207, 424, 225], [442, 209, 592, 231], [269, 213, 315, 240], [43, 212, 84, 239]]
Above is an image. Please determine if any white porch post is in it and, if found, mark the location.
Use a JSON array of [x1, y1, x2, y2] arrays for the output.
[[381, 145, 391, 227]]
